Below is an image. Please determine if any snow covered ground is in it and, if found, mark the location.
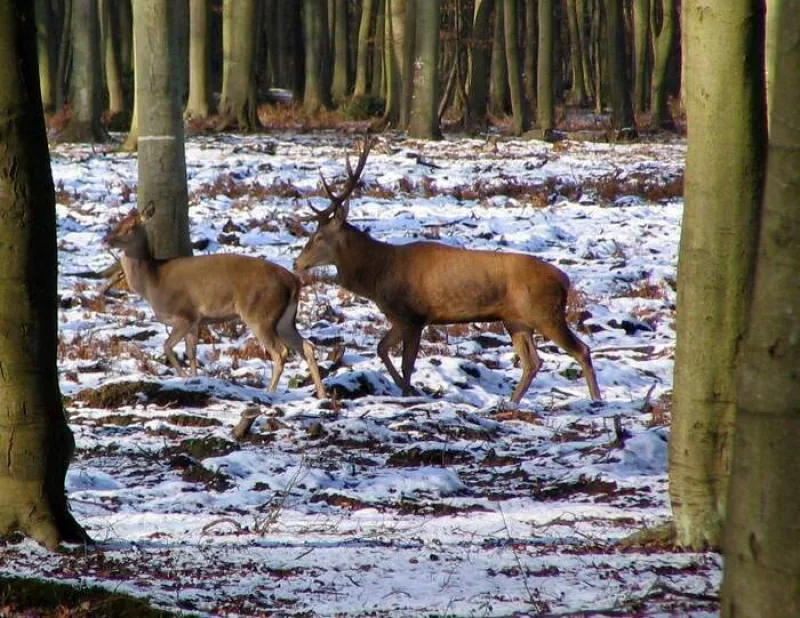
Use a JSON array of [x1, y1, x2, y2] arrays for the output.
[[0, 132, 721, 616]]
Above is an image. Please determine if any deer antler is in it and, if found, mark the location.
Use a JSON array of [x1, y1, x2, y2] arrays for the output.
[[317, 137, 374, 220]]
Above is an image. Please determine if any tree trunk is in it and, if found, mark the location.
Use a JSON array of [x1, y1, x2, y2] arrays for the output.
[[399, 0, 416, 128], [604, 0, 636, 137], [465, 0, 494, 131], [632, 0, 650, 113], [670, 0, 765, 551], [764, 0, 778, 132], [218, 0, 260, 130], [650, 0, 675, 128], [488, 3, 506, 116], [536, 0, 554, 130], [522, 0, 536, 112], [35, 0, 56, 112], [55, 0, 73, 113], [303, 0, 331, 114], [330, 0, 350, 104], [721, 4, 799, 614], [133, 0, 192, 260], [565, 0, 587, 106], [576, 0, 593, 105], [503, 0, 528, 134], [59, 0, 106, 142], [353, 0, 374, 98], [382, 0, 410, 127], [371, 0, 385, 98], [118, 0, 133, 75], [121, 22, 138, 152], [0, 0, 90, 549], [99, 0, 125, 118], [184, 0, 210, 121], [408, 0, 441, 139]]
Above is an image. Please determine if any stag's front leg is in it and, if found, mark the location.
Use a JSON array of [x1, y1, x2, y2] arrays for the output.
[[400, 324, 423, 396], [164, 318, 194, 377]]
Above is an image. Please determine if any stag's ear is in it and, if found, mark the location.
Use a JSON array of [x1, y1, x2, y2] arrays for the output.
[[139, 200, 156, 220]]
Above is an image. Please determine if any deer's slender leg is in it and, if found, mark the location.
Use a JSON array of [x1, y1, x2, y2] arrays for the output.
[[509, 328, 541, 403], [164, 318, 194, 377], [377, 321, 405, 389], [400, 324, 423, 396], [185, 324, 200, 377], [542, 321, 602, 401]]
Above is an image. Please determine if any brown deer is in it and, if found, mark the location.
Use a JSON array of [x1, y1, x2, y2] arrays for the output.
[[104, 203, 326, 399], [294, 139, 601, 404]]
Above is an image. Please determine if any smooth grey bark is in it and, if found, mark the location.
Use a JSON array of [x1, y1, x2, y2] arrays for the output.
[[60, 0, 106, 142], [0, 0, 90, 549], [382, 0, 411, 127], [721, 3, 799, 613], [536, 0, 554, 130], [132, 0, 192, 260], [408, 0, 441, 139], [650, 0, 675, 127], [184, 0, 210, 121], [330, 0, 350, 104], [504, 0, 528, 134], [670, 0, 765, 550], [353, 0, 374, 98]]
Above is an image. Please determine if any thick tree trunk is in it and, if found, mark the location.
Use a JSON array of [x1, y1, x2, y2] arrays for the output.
[[218, 0, 260, 130], [371, 0, 385, 98], [184, 0, 210, 121], [121, 23, 138, 152], [303, 0, 331, 114], [721, 3, 799, 614], [503, 0, 528, 134], [330, 0, 350, 104], [632, 0, 650, 113], [536, 0, 554, 130], [650, 0, 675, 128], [670, 0, 765, 550], [604, 0, 636, 136], [133, 0, 192, 260], [0, 0, 90, 549], [465, 0, 494, 131], [565, 0, 587, 105], [118, 0, 133, 75], [408, 0, 441, 139], [353, 0, 374, 98], [59, 0, 106, 142], [382, 0, 410, 127]]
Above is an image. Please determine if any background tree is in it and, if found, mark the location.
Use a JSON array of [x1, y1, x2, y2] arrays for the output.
[[0, 0, 89, 549], [604, 0, 636, 137], [465, 0, 494, 131], [408, 0, 442, 139], [100, 0, 125, 123], [669, 0, 765, 550], [184, 0, 211, 121], [303, 0, 331, 114], [59, 0, 106, 142], [565, 0, 587, 105], [522, 0, 537, 112], [503, 0, 528, 135], [488, 4, 507, 116], [352, 0, 375, 99], [133, 0, 192, 259], [218, 0, 261, 130], [632, 0, 650, 113], [721, 2, 800, 613], [536, 0, 554, 131], [35, 0, 57, 113], [330, 0, 350, 104], [650, 0, 675, 128]]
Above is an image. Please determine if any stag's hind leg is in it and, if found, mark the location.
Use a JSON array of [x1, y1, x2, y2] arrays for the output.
[[507, 326, 542, 404], [542, 321, 601, 401]]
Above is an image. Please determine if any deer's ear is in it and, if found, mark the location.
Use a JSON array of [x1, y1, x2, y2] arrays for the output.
[[139, 201, 156, 220]]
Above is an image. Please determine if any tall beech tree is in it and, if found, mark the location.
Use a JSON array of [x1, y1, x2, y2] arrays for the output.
[[0, 0, 90, 549], [670, 0, 765, 550]]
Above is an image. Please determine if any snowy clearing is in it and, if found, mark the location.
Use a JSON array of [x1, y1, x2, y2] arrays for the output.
[[0, 132, 721, 617]]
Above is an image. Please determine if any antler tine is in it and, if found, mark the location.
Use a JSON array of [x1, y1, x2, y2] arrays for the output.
[[317, 137, 375, 215]]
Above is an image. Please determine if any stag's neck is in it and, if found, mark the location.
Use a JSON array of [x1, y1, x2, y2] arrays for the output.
[[334, 226, 394, 297]]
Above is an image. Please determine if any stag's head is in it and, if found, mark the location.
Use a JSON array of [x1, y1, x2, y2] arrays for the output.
[[294, 139, 372, 272]]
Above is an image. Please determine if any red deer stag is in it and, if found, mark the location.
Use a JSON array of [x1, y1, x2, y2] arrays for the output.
[[105, 203, 326, 398], [294, 139, 601, 404]]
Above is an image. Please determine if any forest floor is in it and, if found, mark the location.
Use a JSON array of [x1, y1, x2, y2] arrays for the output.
[[0, 129, 721, 617]]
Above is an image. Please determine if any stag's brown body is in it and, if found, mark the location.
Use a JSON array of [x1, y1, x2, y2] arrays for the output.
[[106, 208, 326, 398], [295, 139, 601, 404]]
